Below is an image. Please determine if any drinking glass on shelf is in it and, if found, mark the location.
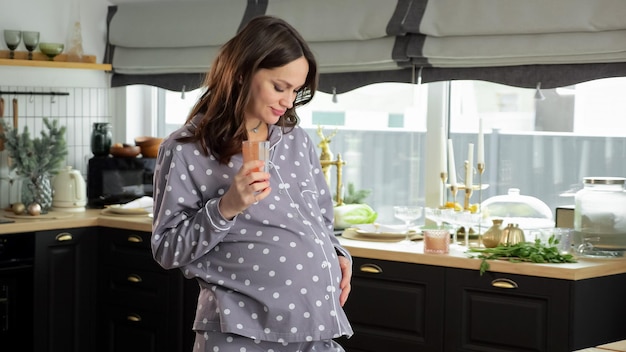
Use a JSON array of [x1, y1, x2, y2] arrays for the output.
[[393, 205, 423, 244], [22, 31, 39, 60], [4, 30, 22, 59]]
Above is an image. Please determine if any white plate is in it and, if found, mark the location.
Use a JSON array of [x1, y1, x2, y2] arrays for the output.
[[352, 223, 414, 239], [106, 205, 151, 215]]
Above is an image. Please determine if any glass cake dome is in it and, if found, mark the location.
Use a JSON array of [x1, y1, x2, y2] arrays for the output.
[[481, 188, 555, 230]]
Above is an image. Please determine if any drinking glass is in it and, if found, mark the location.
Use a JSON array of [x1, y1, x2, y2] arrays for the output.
[[393, 205, 423, 244], [242, 140, 270, 172], [22, 31, 39, 60], [4, 30, 22, 59]]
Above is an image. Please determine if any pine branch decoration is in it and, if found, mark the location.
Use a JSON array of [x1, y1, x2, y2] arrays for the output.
[[0, 118, 67, 179]]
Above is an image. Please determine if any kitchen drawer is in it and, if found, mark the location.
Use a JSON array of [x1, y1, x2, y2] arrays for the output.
[[101, 303, 184, 352], [444, 267, 570, 351], [101, 265, 180, 311], [99, 228, 161, 271], [339, 257, 445, 352]]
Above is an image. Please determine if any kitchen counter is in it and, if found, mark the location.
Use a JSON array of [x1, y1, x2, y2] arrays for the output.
[[2, 210, 625, 281], [0, 208, 152, 233], [338, 231, 626, 281]]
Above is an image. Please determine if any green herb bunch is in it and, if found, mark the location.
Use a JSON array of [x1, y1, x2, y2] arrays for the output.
[[342, 182, 372, 204], [0, 118, 67, 178], [468, 236, 577, 276]]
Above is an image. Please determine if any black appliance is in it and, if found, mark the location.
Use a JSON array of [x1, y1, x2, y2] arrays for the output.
[[87, 156, 156, 208], [0, 232, 35, 350]]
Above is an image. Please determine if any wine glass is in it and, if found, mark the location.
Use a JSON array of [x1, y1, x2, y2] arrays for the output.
[[393, 205, 423, 244], [4, 30, 22, 59], [23, 31, 40, 60]]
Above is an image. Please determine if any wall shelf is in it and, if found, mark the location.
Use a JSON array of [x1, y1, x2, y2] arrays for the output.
[[0, 50, 111, 71]]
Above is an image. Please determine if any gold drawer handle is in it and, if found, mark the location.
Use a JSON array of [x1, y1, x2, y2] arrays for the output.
[[491, 278, 518, 289], [127, 235, 143, 243], [127, 314, 142, 322], [359, 263, 383, 274], [127, 274, 142, 283], [55, 232, 73, 242]]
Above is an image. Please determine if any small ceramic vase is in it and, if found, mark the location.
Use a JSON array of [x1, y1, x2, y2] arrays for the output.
[[482, 219, 504, 248]]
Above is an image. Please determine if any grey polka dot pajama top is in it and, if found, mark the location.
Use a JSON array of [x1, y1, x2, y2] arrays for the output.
[[151, 117, 354, 344]]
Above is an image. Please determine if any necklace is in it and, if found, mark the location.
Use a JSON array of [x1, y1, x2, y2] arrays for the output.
[[249, 120, 263, 133]]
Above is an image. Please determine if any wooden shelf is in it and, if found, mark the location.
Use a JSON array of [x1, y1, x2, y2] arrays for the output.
[[0, 50, 111, 71]]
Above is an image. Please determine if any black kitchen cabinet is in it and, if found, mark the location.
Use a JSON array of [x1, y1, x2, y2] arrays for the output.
[[340, 258, 626, 352], [337, 257, 446, 352], [34, 227, 98, 352], [445, 267, 626, 352], [98, 227, 199, 352]]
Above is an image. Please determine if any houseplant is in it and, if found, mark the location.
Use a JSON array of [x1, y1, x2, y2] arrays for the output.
[[0, 118, 67, 214]]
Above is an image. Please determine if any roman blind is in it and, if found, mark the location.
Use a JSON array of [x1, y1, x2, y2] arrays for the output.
[[105, 0, 626, 93]]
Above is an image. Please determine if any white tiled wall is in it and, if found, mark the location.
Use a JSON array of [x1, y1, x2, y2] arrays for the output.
[[0, 85, 112, 209]]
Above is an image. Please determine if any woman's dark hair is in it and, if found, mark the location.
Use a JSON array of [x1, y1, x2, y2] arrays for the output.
[[182, 15, 318, 164]]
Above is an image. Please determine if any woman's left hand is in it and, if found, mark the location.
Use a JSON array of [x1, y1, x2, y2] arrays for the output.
[[337, 255, 352, 306]]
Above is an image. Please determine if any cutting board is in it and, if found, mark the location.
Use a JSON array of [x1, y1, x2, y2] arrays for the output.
[[3, 210, 73, 220]]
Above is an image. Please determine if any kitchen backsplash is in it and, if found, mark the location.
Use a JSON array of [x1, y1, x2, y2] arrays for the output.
[[0, 85, 112, 209]]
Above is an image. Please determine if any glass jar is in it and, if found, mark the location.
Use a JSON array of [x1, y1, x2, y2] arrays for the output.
[[91, 122, 112, 156], [574, 177, 626, 258]]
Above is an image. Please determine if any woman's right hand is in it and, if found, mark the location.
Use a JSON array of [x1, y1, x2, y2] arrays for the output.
[[219, 160, 271, 219]]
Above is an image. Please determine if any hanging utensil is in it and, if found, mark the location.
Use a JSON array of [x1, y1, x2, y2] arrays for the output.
[[12, 98, 18, 129], [0, 97, 5, 151]]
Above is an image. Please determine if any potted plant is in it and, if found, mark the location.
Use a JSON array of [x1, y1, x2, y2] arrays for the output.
[[0, 118, 67, 214]]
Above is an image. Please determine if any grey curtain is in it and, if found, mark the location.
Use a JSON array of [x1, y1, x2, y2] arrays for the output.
[[105, 0, 626, 93]]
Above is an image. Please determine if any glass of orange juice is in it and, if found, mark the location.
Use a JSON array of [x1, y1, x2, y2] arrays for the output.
[[242, 140, 270, 172]]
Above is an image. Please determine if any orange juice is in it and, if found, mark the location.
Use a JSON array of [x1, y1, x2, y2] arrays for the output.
[[242, 140, 270, 172]]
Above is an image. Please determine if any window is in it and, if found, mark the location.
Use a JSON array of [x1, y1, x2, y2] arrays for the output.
[[157, 77, 626, 225]]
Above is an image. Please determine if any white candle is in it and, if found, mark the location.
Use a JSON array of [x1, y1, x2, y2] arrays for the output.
[[477, 119, 484, 165], [440, 126, 447, 175], [466, 143, 474, 188], [447, 139, 457, 187]]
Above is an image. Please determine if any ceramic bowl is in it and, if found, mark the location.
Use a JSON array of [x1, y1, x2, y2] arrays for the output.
[[39, 42, 64, 60], [109, 145, 141, 158]]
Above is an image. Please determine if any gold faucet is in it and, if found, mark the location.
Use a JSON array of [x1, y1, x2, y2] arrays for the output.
[[317, 126, 345, 206]]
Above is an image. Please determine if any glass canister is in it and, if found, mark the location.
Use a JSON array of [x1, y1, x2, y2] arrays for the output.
[[91, 122, 112, 156], [574, 177, 626, 258]]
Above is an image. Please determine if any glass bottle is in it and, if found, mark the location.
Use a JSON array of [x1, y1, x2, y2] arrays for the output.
[[91, 122, 112, 157], [574, 177, 626, 258]]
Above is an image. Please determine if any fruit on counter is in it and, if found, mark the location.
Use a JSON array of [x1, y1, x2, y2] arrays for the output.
[[334, 203, 378, 229], [11, 202, 26, 215], [443, 201, 479, 213], [444, 201, 463, 211], [27, 202, 41, 216], [112, 142, 124, 148]]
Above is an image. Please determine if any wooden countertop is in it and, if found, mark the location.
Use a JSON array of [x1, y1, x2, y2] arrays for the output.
[[2, 210, 625, 280], [0, 208, 152, 233], [338, 233, 626, 281]]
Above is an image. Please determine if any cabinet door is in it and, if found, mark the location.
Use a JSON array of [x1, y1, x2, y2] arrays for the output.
[[98, 227, 199, 352], [34, 227, 98, 352], [337, 257, 445, 352], [445, 268, 571, 352]]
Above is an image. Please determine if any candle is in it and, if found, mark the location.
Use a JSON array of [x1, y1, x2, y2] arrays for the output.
[[440, 126, 447, 175], [477, 119, 484, 165], [447, 139, 457, 187], [466, 143, 474, 188]]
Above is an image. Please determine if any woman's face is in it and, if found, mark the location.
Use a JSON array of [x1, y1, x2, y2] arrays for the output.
[[245, 56, 309, 125]]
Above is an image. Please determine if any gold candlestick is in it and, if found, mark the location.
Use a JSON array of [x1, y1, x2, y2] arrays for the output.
[[477, 162, 485, 210]]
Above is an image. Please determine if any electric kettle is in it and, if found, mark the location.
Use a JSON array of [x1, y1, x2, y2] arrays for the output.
[[52, 166, 87, 211]]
